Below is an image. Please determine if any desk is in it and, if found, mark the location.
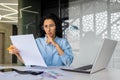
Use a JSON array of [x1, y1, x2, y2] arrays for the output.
[[0, 66, 120, 80]]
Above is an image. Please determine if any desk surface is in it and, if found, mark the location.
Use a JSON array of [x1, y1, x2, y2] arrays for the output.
[[0, 66, 120, 80]]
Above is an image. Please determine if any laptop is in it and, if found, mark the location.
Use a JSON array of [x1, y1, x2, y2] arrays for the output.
[[61, 38, 118, 74]]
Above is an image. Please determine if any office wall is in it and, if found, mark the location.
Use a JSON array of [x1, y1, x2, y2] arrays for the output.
[[67, 0, 120, 68], [0, 22, 12, 64]]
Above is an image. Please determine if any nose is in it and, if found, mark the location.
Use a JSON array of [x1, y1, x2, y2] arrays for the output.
[[47, 26, 51, 32]]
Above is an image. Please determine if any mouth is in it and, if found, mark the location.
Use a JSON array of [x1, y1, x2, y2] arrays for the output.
[[48, 33, 52, 36]]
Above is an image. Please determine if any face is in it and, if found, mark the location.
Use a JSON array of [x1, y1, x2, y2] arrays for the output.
[[43, 19, 56, 37]]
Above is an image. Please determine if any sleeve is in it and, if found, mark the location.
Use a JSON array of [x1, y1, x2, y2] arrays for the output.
[[60, 39, 74, 66]]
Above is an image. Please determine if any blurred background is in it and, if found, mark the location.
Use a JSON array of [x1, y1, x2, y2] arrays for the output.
[[0, 0, 120, 69]]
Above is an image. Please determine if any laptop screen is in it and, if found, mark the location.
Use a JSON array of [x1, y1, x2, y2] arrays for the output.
[[91, 38, 118, 73]]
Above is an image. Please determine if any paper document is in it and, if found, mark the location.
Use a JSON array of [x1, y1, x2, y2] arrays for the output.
[[10, 34, 47, 67]]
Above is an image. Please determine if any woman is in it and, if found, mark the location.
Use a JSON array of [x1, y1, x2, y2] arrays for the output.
[[8, 13, 73, 66]]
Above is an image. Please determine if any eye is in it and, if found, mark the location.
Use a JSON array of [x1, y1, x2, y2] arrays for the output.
[[49, 24, 55, 27], [43, 25, 48, 28]]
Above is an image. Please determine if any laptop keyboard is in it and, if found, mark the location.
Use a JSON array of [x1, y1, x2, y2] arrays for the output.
[[74, 64, 93, 70]]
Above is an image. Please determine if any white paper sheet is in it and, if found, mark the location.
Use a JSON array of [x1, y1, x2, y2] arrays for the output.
[[10, 34, 47, 67]]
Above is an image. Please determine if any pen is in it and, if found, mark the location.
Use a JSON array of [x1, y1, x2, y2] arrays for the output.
[[42, 72, 57, 79], [7, 46, 14, 50]]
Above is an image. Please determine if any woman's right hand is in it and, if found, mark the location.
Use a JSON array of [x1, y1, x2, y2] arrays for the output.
[[7, 45, 24, 63], [7, 45, 19, 55]]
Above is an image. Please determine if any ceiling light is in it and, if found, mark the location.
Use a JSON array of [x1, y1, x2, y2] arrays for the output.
[[0, 3, 18, 24]]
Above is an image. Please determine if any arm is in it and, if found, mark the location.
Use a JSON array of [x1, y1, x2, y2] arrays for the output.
[[46, 35, 73, 65], [52, 42, 64, 56], [46, 35, 73, 66], [46, 34, 64, 55], [15, 53, 24, 63], [59, 39, 74, 66]]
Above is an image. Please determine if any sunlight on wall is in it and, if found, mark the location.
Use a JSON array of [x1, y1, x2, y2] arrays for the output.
[[67, 0, 120, 68]]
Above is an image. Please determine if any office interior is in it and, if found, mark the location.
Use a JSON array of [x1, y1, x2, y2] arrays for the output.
[[0, 0, 120, 69]]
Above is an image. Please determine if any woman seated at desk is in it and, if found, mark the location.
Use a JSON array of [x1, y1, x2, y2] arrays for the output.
[[8, 13, 74, 66]]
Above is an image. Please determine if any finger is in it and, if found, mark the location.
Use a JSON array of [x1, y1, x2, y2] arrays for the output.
[[11, 45, 17, 49], [45, 34, 48, 38], [9, 50, 13, 54], [46, 34, 51, 38]]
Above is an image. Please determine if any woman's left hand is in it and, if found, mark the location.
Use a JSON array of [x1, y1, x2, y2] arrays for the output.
[[46, 34, 64, 55], [46, 34, 57, 46]]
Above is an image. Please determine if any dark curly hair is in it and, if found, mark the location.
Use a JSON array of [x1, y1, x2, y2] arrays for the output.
[[38, 13, 62, 38]]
